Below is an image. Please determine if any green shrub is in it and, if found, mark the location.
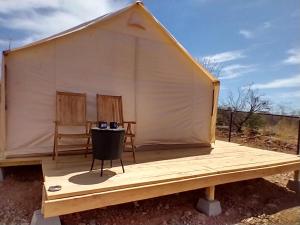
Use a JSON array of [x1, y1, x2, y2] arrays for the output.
[[245, 114, 266, 133]]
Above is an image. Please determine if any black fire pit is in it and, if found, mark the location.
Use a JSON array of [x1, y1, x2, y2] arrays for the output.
[[90, 127, 125, 176]]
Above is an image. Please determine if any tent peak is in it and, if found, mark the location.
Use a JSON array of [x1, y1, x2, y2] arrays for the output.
[[135, 0, 144, 5]]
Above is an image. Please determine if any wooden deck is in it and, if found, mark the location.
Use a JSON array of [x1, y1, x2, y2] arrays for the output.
[[41, 141, 300, 217]]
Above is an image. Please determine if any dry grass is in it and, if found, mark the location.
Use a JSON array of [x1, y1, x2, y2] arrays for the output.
[[262, 118, 298, 144]]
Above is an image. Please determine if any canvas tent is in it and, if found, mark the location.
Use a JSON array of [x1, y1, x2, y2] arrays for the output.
[[0, 2, 219, 158]]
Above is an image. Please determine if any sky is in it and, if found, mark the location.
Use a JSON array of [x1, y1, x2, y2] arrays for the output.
[[0, 0, 299, 113]]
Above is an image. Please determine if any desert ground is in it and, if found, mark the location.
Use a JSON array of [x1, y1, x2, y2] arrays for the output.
[[0, 133, 299, 225]]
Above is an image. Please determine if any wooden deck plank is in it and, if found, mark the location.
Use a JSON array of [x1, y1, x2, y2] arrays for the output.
[[43, 156, 299, 200], [43, 160, 300, 217], [0, 157, 42, 167], [43, 141, 300, 201]]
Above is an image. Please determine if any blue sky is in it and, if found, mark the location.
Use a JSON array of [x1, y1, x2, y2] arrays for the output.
[[0, 0, 299, 113]]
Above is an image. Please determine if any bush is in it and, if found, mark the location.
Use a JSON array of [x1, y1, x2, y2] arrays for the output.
[[245, 114, 266, 133]]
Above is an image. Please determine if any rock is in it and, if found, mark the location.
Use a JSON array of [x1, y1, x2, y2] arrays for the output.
[[161, 220, 168, 225], [258, 213, 267, 219], [225, 210, 231, 216], [265, 139, 272, 144], [168, 218, 179, 225], [251, 194, 260, 199], [164, 204, 170, 210], [89, 219, 96, 225], [246, 212, 252, 217], [183, 210, 192, 217], [266, 203, 277, 210], [156, 203, 163, 210], [244, 217, 254, 222], [195, 213, 206, 223], [249, 198, 259, 206]]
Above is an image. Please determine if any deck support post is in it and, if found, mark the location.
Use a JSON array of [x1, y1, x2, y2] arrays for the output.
[[196, 186, 222, 216], [205, 186, 215, 201], [30, 210, 61, 225], [0, 168, 3, 182], [287, 170, 300, 193]]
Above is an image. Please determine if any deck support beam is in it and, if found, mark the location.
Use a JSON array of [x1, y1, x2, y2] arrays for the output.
[[205, 186, 215, 201], [0, 168, 3, 182], [196, 186, 222, 216], [30, 210, 61, 225], [287, 170, 300, 193]]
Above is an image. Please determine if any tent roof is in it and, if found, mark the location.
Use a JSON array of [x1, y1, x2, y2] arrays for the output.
[[3, 1, 219, 84]]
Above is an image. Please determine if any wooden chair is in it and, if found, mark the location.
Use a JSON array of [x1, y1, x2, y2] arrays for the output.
[[53, 91, 91, 160], [96, 94, 136, 163]]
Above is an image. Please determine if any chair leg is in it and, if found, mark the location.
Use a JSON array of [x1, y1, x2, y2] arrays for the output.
[[130, 136, 136, 163], [90, 157, 95, 171], [132, 147, 136, 164], [85, 137, 90, 158], [120, 159, 125, 173], [100, 160, 104, 177], [85, 123, 91, 158], [110, 160, 113, 168], [53, 124, 59, 160]]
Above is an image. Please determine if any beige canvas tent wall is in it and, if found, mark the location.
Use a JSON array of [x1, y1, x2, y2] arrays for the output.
[[0, 2, 219, 158]]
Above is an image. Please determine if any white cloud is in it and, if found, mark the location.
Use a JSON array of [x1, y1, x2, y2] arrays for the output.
[[239, 29, 254, 39], [239, 21, 271, 39], [252, 74, 300, 89], [0, 0, 130, 48], [0, 0, 60, 13], [219, 64, 256, 80], [202, 50, 245, 63], [0, 36, 40, 50], [279, 90, 300, 98], [262, 21, 271, 29], [282, 48, 300, 65]]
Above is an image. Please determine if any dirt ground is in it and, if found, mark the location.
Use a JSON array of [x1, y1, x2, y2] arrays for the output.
[[1, 139, 300, 225], [216, 128, 298, 155]]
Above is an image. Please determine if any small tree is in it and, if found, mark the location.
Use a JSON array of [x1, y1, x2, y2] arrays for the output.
[[222, 84, 271, 133], [195, 57, 223, 78], [200, 58, 223, 77], [245, 113, 266, 134]]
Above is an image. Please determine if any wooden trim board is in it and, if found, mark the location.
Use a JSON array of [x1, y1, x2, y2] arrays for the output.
[[0, 157, 42, 167], [43, 157, 300, 200], [43, 161, 300, 217]]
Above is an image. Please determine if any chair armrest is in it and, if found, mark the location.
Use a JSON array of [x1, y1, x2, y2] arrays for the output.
[[123, 121, 136, 124]]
